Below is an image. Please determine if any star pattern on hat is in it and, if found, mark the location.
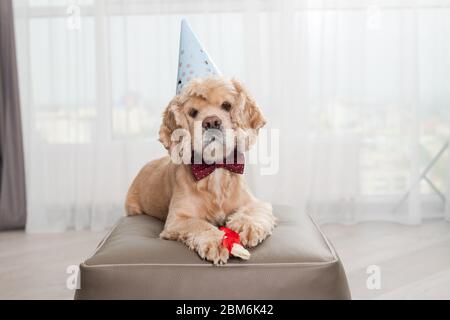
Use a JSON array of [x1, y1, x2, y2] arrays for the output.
[[176, 19, 222, 95]]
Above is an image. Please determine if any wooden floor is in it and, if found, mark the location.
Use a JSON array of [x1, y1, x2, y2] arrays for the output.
[[0, 230, 106, 300], [322, 219, 450, 299], [1, 219, 450, 300]]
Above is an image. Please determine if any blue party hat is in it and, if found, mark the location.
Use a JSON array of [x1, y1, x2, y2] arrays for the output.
[[176, 19, 221, 95]]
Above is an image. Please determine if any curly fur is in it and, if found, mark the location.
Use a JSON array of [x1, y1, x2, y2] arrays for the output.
[[125, 77, 276, 265]]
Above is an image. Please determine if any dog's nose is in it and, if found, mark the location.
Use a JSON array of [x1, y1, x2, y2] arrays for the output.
[[202, 116, 222, 130]]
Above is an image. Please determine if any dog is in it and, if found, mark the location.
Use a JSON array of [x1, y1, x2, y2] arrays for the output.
[[125, 77, 277, 264]]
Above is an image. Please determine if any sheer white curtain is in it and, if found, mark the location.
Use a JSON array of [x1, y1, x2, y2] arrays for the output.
[[13, 0, 450, 232]]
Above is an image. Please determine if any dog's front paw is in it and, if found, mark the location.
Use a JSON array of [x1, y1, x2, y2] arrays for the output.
[[226, 219, 269, 248], [196, 230, 229, 265], [233, 222, 269, 248]]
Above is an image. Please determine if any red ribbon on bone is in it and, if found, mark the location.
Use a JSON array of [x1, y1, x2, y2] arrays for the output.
[[219, 227, 241, 252], [219, 227, 251, 260]]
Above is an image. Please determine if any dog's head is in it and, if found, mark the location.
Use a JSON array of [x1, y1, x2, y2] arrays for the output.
[[159, 77, 266, 163]]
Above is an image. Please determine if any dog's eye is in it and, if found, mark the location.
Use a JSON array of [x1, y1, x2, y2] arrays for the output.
[[221, 101, 232, 112], [188, 108, 199, 118]]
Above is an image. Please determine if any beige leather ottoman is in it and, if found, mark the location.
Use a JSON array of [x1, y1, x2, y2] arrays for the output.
[[74, 205, 351, 300]]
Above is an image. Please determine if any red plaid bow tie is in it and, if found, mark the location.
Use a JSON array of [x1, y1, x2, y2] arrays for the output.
[[191, 151, 245, 181]]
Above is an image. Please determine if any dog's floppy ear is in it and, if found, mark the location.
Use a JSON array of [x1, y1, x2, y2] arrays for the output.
[[231, 79, 266, 131], [159, 97, 188, 150]]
